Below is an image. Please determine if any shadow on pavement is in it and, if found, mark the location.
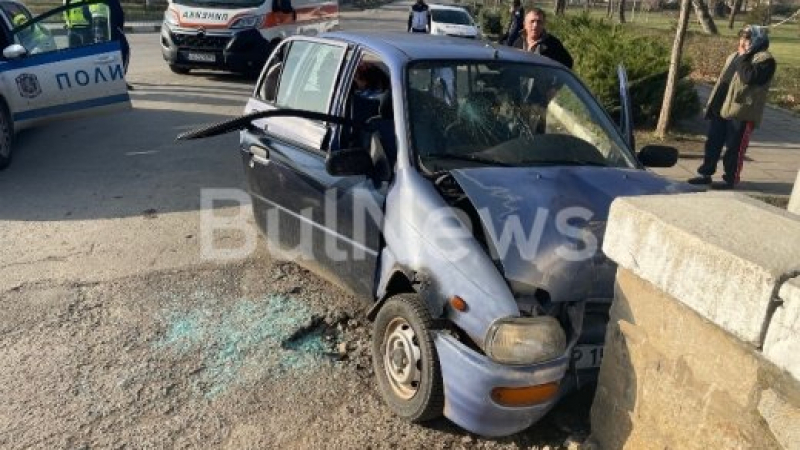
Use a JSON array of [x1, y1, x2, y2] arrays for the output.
[[0, 107, 247, 222]]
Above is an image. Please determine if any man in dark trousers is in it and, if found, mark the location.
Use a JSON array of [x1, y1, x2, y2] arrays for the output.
[[501, 0, 524, 46], [105, 0, 132, 90], [407, 0, 430, 33], [512, 7, 573, 69], [688, 25, 776, 189]]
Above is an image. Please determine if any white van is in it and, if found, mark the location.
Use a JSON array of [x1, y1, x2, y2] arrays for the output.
[[160, 0, 338, 75]]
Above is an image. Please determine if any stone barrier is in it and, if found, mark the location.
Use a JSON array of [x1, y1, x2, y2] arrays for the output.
[[590, 192, 800, 449]]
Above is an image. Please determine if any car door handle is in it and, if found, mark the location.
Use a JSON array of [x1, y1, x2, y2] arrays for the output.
[[248, 145, 270, 166], [93, 55, 116, 64]]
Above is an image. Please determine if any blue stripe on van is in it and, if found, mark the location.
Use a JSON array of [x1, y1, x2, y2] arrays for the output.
[[0, 41, 122, 71], [13, 93, 130, 121]]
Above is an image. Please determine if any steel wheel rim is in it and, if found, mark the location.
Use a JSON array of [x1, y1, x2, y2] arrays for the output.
[[383, 317, 422, 400]]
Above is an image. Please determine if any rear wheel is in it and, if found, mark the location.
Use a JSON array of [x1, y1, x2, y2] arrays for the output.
[[169, 64, 190, 75], [0, 101, 13, 170], [372, 294, 444, 422]]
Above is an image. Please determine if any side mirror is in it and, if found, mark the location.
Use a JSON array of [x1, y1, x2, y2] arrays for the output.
[[3, 44, 27, 59], [638, 145, 679, 168], [325, 148, 374, 177]]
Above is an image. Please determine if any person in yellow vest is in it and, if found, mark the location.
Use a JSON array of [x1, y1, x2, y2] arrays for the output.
[[89, 2, 110, 42], [63, 0, 92, 47], [12, 13, 55, 53]]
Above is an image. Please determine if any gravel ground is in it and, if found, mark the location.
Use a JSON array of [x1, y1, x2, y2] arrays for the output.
[[0, 257, 592, 449]]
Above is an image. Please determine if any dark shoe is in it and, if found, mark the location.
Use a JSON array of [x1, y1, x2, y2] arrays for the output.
[[687, 175, 712, 185], [127, 83, 134, 91], [711, 181, 735, 190]]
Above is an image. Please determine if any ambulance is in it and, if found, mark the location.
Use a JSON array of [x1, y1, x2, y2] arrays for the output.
[[160, 0, 339, 75]]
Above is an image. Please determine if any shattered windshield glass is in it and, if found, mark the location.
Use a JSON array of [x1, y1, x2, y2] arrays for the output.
[[406, 61, 638, 172]]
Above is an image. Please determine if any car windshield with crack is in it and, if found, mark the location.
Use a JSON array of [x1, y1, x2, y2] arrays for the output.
[[407, 60, 639, 172]]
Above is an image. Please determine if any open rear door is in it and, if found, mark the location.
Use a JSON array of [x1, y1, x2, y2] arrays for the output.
[[616, 64, 635, 150]]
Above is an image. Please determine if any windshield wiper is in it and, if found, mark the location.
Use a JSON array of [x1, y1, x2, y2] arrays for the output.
[[429, 153, 511, 167]]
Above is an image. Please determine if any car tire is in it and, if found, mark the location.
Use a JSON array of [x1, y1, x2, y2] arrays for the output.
[[372, 293, 444, 422], [169, 64, 190, 75], [0, 100, 13, 171]]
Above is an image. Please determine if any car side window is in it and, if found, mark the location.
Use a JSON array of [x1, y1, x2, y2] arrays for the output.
[[259, 43, 288, 103], [276, 41, 345, 114], [9, 1, 113, 55]]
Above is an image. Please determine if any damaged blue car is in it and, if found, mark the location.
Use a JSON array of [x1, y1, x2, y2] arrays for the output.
[[179, 32, 692, 437]]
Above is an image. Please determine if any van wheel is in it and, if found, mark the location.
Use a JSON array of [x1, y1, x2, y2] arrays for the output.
[[372, 293, 444, 422], [0, 102, 13, 170], [169, 64, 190, 75]]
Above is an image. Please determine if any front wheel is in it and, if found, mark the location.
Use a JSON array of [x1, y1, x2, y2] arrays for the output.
[[372, 294, 444, 422], [0, 101, 14, 170]]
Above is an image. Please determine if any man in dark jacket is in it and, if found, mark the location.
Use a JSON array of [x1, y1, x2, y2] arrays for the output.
[[407, 0, 430, 33], [105, 0, 132, 90], [512, 8, 573, 69], [688, 25, 776, 189], [500, 0, 524, 46]]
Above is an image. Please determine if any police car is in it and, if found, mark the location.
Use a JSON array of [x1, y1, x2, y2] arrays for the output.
[[0, 0, 131, 170]]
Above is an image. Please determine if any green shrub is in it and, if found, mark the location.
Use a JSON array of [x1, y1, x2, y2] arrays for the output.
[[745, 4, 771, 25], [478, 7, 504, 36], [548, 14, 699, 126]]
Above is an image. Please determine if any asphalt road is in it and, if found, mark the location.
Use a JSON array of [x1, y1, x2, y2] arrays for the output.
[[0, 4, 591, 448]]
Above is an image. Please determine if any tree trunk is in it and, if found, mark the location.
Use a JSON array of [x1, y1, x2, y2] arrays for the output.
[[727, 0, 741, 28], [764, 0, 772, 24], [555, 0, 567, 15], [656, 0, 691, 137], [692, 0, 719, 33], [607, 0, 613, 17], [585, 0, 591, 12], [619, 0, 627, 22]]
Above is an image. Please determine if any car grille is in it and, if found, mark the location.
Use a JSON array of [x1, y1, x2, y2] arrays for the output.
[[172, 32, 230, 50]]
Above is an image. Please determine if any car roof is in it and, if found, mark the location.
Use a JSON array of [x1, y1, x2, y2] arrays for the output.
[[321, 31, 561, 67], [428, 4, 471, 12]]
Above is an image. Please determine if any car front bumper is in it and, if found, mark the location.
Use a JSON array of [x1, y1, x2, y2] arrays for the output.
[[160, 24, 270, 73], [433, 332, 569, 437]]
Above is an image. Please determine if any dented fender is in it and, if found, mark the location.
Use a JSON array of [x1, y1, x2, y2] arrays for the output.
[[376, 167, 520, 347]]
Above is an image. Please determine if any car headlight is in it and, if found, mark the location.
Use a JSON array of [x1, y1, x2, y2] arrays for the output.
[[230, 15, 262, 29], [484, 316, 566, 365], [164, 10, 179, 27]]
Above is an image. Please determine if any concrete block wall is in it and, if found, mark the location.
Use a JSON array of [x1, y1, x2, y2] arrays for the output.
[[591, 192, 800, 449]]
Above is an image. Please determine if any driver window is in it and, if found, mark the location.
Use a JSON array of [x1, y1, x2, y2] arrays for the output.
[[276, 41, 344, 114], [8, 1, 114, 55], [259, 43, 287, 103]]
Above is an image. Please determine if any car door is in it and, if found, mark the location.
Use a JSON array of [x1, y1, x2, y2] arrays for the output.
[[0, 0, 130, 131], [242, 38, 385, 297], [617, 64, 635, 150]]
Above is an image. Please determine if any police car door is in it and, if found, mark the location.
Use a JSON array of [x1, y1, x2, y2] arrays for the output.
[[0, 0, 130, 130]]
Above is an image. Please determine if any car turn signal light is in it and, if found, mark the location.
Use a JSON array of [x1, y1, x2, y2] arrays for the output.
[[490, 382, 560, 407], [449, 296, 468, 312]]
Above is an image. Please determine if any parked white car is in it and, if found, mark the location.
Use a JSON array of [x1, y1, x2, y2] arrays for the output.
[[428, 4, 480, 39]]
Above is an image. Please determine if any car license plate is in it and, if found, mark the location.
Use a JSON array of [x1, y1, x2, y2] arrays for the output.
[[570, 345, 604, 369], [186, 52, 215, 63]]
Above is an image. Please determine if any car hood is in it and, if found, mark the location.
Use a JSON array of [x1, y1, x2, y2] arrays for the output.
[[449, 166, 697, 302]]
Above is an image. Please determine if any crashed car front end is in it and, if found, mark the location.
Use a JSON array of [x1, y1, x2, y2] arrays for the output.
[[370, 57, 694, 436]]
